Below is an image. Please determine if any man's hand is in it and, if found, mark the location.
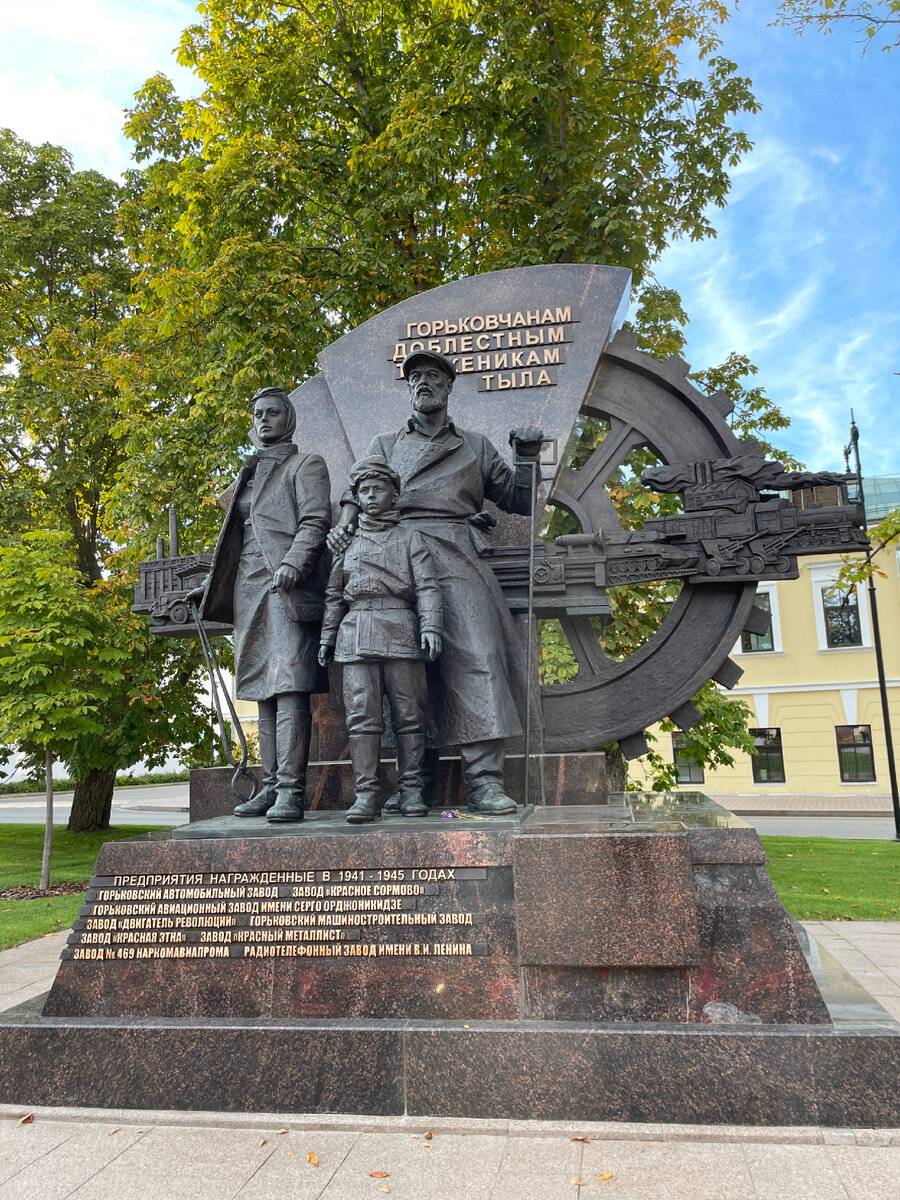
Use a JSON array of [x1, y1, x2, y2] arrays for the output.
[[183, 581, 208, 606], [509, 425, 544, 459], [326, 524, 355, 554], [272, 563, 301, 590], [421, 632, 442, 661], [318, 643, 334, 668]]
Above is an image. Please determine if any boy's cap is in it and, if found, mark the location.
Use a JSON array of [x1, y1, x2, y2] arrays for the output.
[[348, 454, 402, 495]]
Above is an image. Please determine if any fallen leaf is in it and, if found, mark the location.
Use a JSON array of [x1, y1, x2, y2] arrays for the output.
[[307, 1152, 318, 1166], [16, 1114, 34, 1126], [108, 1128, 121, 1137], [276, 1128, 288, 1135], [822, 887, 831, 894], [287, 1150, 295, 1157], [259, 1138, 267, 1147], [596, 1173, 614, 1181], [570, 1178, 588, 1186], [369, 1171, 389, 1178], [644, 1142, 654, 1147], [570, 1135, 591, 1143], [379, 1188, 391, 1194], [423, 1131, 433, 1140]]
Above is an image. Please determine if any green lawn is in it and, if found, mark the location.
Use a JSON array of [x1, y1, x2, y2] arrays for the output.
[[0, 823, 165, 951], [761, 836, 900, 921]]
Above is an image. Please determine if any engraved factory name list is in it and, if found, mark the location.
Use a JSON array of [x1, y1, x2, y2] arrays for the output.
[[66, 867, 490, 963]]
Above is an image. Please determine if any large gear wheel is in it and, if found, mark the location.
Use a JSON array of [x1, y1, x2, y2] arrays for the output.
[[540, 329, 764, 757]]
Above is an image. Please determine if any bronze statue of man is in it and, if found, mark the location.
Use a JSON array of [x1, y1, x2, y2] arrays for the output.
[[328, 350, 543, 815]]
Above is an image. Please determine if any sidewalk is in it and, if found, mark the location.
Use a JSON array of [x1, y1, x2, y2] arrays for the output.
[[1, 925, 900, 1197], [722, 792, 897, 817]]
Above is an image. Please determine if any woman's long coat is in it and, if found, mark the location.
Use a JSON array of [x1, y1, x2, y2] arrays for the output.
[[201, 444, 331, 699]]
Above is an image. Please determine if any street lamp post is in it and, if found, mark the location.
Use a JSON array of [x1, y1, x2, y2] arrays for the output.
[[844, 414, 900, 840]]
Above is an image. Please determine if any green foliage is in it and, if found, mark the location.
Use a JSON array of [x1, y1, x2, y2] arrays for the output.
[[762, 836, 900, 921], [834, 509, 900, 592], [691, 353, 802, 466], [0, 532, 120, 755], [632, 683, 756, 791], [0, 130, 212, 818], [113, 0, 759, 537], [774, 1, 900, 51]]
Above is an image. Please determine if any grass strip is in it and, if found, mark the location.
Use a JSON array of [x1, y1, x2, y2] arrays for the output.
[[761, 835, 900, 921], [0, 823, 165, 951]]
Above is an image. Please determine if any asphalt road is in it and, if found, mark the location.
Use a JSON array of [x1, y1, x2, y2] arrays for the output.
[[0, 783, 188, 826]]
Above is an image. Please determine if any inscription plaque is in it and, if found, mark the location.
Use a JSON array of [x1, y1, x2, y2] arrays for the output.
[[66, 867, 491, 963]]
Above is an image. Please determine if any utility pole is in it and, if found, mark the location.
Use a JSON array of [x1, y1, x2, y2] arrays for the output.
[[844, 413, 900, 840]]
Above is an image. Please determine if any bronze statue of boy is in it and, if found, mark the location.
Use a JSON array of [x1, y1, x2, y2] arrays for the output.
[[318, 455, 443, 823]]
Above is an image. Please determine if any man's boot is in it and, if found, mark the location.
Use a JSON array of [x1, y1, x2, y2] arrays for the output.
[[461, 738, 517, 815], [346, 733, 382, 823], [267, 695, 311, 823], [396, 732, 428, 817], [234, 705, 277, 817]]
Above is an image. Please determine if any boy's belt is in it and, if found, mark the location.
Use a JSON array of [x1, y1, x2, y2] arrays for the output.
[[348, 598, 411, 611]]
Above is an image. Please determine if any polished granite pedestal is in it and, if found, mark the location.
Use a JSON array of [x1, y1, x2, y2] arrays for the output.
[[3, 795, 899, 1124]]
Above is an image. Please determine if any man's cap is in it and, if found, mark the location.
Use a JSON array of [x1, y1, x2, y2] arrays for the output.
[[348, 454, 402, 495], [401, 349, 457, 382]]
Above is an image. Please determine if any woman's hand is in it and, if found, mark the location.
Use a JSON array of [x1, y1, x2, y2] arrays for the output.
[[272, 563, 301, 590]]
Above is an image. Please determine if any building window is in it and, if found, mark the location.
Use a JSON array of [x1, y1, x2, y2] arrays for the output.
[[836, 725, 876, 783], [741, 592, 774, 653], [822, 586, 862, 648], [672, 734, 704, 784], [750, 728, 786, 784]]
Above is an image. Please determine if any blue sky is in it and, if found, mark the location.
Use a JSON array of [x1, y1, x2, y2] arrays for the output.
[[1, 1, 897, 477]]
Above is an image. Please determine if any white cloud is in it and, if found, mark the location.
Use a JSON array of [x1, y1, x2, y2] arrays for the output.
[[0, 70, 130, 178], [0, 1, 196, 76], [0, 1, 198, 176]]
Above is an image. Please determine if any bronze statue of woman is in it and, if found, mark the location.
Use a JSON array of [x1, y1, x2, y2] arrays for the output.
[[197, 387, 331, 822]]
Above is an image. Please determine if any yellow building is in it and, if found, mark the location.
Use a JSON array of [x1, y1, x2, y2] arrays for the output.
[[655, 478, 900, 797]]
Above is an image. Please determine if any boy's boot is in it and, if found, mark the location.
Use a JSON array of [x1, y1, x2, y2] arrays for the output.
[[346, 733, 382, 823], [396, 732, 428, 817]]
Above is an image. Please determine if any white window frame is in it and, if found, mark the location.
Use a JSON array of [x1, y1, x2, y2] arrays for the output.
[[808, 561, 872, 651], [734, 582, 782, 655]]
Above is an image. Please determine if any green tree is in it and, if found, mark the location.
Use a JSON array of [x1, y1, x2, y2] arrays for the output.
[[0, 129, 211, 830], [0, 533, 128, 884], [113, 0, 760, 538], [774, 1, 900, 50]]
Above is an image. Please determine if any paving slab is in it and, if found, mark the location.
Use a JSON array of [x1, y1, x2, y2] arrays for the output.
[[584, 1140, 759, 1200], [742, 1142, 849, 1200], [0, 1123, 145, 1200], [319, 1130, 511, 1200], [60, 1125, 278, 1200], [234, 1130, 360, 1198], [828, 1145, 900, 1200]]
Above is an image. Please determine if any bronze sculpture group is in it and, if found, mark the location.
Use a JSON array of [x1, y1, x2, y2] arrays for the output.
[[196, 351, 543, 824]]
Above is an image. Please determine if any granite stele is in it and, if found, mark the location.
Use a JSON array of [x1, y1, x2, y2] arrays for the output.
[[3, 265, 898, 1125]]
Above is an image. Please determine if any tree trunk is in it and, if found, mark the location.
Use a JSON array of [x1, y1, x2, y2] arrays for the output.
[[40, 747, 53, 890], [67, 766, 116, 833], [606, 743, 627, 793]]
